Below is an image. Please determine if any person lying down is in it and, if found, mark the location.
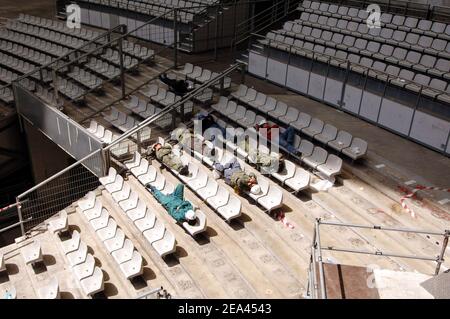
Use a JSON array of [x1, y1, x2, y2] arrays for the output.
[[149, 142, 190, 176], [146, 183, 198, 226], [212, 157, 262, 196]]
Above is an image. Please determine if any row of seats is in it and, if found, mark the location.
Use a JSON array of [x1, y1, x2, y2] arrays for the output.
[[229, 85, 368, 160], [88, 120, 133, 158], [153, 139, 243, 220], [86, 57, 120, 80], [299, 1, 450, 41], [292, 13, 450, 59], [35, 85, 63, 108], [57, 77, 87, 101], [19, 14, 155, 62], [211, 97, 348, 176], [77, 192, 144, 280], [67, 66, 104, 90], [140, 83, 194, 113], [99, 167, 177, 256], [122, 95, 173, 128], [0, 52, 43, 80], [18, 13, 101, 41], [270, 25, 450, 83], [171, 132, 285, 212], [261, 34, 450, 102], [0, 29, 70, 58], [180, 63, 232, 89], [0, 40, 55, 67], [102, 48, 139, 69], [125, 151, 208, 235]]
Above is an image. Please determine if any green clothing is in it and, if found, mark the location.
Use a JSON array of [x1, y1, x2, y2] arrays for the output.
[[155, 145, 184, 172], [230, 170, 256, 193], [152, 184, 193, 222]]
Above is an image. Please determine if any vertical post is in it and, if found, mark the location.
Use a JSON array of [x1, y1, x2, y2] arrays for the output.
[[231, 0, 237, 57], [240, 63, 246, 84], [16, 197, 25, 236], [435, 230, 449, 275], [118, 37, 126, 99], [101, 147, 111, 177], [214, 5, 219, 61], [136, 130, 143, 154], [52, 68, 60, 106], [315, 218, 327, 299], [173, 8, 178, 68]]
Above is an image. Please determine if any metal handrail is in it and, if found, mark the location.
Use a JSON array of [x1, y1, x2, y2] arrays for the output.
[[308, 218, 450, 299], [16, 62, 244, 201]]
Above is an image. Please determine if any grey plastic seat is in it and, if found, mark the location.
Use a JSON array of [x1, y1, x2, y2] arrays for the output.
[[298, 139, 314, 158], [278, 107, 300, 125], [342, 137, 368, 160], [291, 112, 311, 131], [285, 166, 310, 193], [257, 184, 283, 212], [259, 97, 278, 114], [314, 124, 338, 144], [302, 118, 324, 137], [303, 147, 328, 169], [328, 131, 353, 152], [268, 101, 288, 119], [230, 84, 248, 100], [272, 159, 296, 183], [228, 105, 247, 122], [317, 154, 342, 178]]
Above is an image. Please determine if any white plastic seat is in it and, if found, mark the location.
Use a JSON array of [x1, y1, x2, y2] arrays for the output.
[[96, 219, 118, 241], [134, 209, 156, 232], [240, 88, 257, 104], [124, 151, 142, 170], [257, 185, 283, 212], [104, 174, 124, 193], [61, 230, 81, 254], [80, 266, 104, 297], [268, 101, 288, 118], [111, 239, 134, 264], [342, 138, 368, 160], [104, 228, 125, 253], [137, 165, 158, 185], [126, 199, 148, 221], [303, 147, 328, 168], [272, 160, 296, 183], [317, 154, 343, 178], [149, 171, 166, 191], [22, 241, 43, 265], [302, 118, 324, 137], [84, 200, 103, 221], [278, 107, 299, 124], [247, 92, 267, 109], [298, 140, 314, 158], [249, 177, 270, 201], [197, 178, 219, 200], [230, 84, 248, 99], [119, 251, 143, 280], [228, 105, 247, 122], [217, 195, 242, 221], [37, 277, 59, 299], [314, 124, 338, 144], [206, 185, 230, 209], [152, 230, 176, 257], [180, 63, 194, 76], [143, 219, 165, 244], [187, 169, 208, 190], [112, 182, 131, 203], [73, 253, 95, 281], [285, 167, 310, 193], [259, 97, 277, 114], [90, 209, 110, 231], [328, 131, 352, 151], [182, 209, 207, 236], [48, 210, 68, 234], [78, 191, 97, 211], [67, 241, 88, 266], [119, 190, 139, 212]]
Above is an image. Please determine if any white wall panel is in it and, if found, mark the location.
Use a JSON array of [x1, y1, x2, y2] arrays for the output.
[[323, 78, 343, 107], [378, 99, 414, 135], [308, 73, 325, 100], [267, 58, 287, 86], [248, 51, 268, 79], [359, 91, 382, 122], [286, 65, 309, 95], [409, 111, 450, 151], [342, 85, 362, 114]]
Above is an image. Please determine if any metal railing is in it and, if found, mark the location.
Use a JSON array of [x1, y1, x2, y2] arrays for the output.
[[12, 60, 244, 235], [307, 218, 449, 299]]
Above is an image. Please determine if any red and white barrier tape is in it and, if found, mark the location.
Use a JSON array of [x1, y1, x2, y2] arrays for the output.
[[0, 202, 20, 214], [400, 185, 450, 218], [276, 210, 295, 229]]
